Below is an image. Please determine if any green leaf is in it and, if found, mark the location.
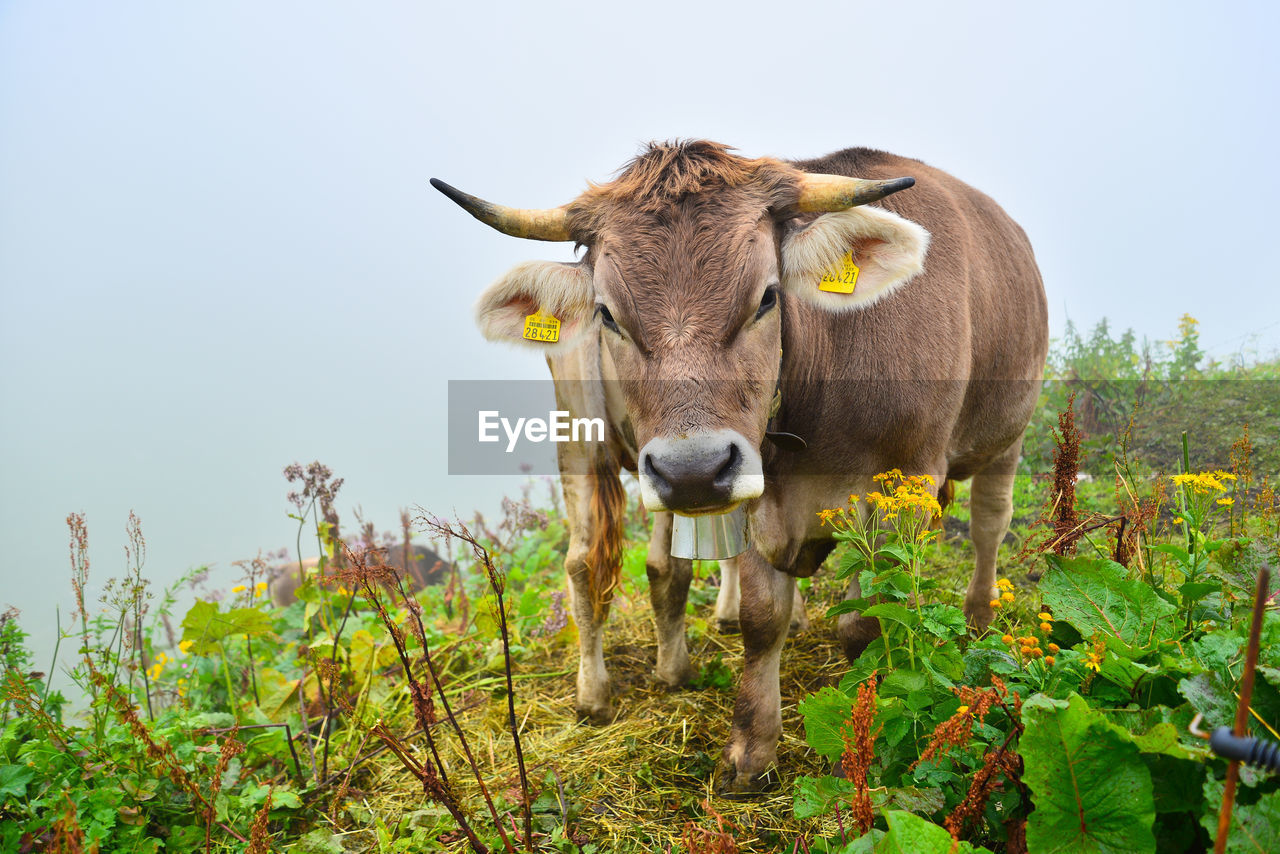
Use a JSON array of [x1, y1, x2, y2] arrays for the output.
[[180, 600, 273, 655], [1128, 722, 1203, 761], [799, 686, 855, 760], [827, 599, 871, 618], [1178, 581, 1221, 601], [1178, 672, 1237, 727], [0, 764, 34, 799], [1039, 555, 1177, 654], [1201, 778, 1280, 853], [793, 774, 856, 819], [1021, 693, 1156, 853], [917, 604, 968, 640], [874, 810, 993, 853], [290, 828, 349, 853], [862, 603, 916, 631]]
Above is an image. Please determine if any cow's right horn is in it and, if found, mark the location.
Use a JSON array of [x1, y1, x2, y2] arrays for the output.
[[430, 178, 572, 242], [793, 173, 916, 213]]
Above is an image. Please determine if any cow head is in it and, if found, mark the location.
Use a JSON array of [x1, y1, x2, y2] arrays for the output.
[[435, 141, 928, 515]]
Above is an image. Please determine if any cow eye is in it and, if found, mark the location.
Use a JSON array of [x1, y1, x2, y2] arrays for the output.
[[597, 304, 620, 333], [755, 286, 778, 320]]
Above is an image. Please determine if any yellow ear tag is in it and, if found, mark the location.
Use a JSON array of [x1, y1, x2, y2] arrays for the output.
[[818, 251, 860, 294], [522, 312, 561, 343]]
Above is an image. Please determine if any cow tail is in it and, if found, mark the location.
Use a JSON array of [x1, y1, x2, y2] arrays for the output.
[[936, 477, 956, 520], [587, 453, 626, 618]]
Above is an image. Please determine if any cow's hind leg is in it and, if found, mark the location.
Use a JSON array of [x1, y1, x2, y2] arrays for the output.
[[965, 439, 1022, 633], [647, 512, 694, 688]]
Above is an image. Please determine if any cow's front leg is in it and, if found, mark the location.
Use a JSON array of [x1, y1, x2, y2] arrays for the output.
[[646, 512, 694, 688], [716, 548, 794, 794], [716, 557, 808, 636], [565, 543, 612, 723]]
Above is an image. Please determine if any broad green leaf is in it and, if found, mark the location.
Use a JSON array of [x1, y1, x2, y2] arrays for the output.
[[880, 668, 928, 698], [827, 599, 871, 618], [1178, 581, 1221, 601], [793, 774, 855, 819], [0, 764, 34, 799], [917, 604, 968, 640], [1021, 693, 1156, 853], [874, 809, 993, 853], [1127, 722, 1203, 761], [1038, 555, 1177, 653], [862, 603, 915, 631], [1201, 778, 1280, 853], [180, 600, 273, 655], [799, 686, 855, 759], [289, 828, 348, 853], [1178, 672, 1237, 727]]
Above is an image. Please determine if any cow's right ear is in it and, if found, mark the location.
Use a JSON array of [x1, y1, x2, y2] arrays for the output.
[[474, 260, 595, 351]]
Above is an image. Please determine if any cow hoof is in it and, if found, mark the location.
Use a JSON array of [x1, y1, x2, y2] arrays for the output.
[[713, 758, 779, 797], [838, 614, 882, 662], [717, 619, 741, 635], [575, 700, 615, 726], [654, 663, 695, 690]]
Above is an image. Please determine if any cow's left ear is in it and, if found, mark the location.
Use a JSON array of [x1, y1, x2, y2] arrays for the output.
[[474, 260, 595, 352], [780, 205, 930, 312]]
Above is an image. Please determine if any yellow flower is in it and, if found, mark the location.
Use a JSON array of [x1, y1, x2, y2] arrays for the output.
[[1037, 612, 1053, 621], [1044, 656, 1056, 666], [990, 599, 1002, 609], [178, 640, 194, 654], [996, 578, 1014, 591], [1047, 643, 1060, 654], [1001, 634, 1015, 645], [231, 584, 247, 593], [1217, 497, 1234, 506], [816, 508, 837, 527], [957, 705, 970, 715], [1084, 651, 1103, 672], [1173, 517, 1184, 525], [1040, 622, 1053, 632], [1171, 471, 1235, 494], [255, 581, 268, 590], [1001, 591, 1015, 602]]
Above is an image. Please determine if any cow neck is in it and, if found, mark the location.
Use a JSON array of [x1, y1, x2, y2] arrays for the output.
[[764, 345, 807, 452]]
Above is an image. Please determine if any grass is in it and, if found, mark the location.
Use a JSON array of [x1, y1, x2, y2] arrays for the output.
[[3, 315, 1278, 852]]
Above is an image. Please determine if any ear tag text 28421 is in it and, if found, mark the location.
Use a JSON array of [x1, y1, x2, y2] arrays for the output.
[[818, 251, 860, 294], [523, 312, 561, 343]]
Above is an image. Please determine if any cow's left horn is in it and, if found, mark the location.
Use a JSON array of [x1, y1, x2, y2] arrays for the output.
[[792, 173, 916, 213], [430, 178, 572, 242]]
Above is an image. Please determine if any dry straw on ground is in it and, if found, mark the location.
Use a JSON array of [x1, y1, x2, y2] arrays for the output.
[[333, 576, 858, 852]]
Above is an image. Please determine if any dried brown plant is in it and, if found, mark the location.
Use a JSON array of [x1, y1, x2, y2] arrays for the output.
[[49, 795, 86, 854], [840, 676, 880, 836], [1230, 424, 1253, 534], [942, 677, 1025, 843], [245, 787, 274, 854], [680, 800, 741, 854], [1050, 394, 1083, 555]]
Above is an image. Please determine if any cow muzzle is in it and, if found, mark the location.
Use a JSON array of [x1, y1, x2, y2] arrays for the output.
[[638, 430, 765, 514]]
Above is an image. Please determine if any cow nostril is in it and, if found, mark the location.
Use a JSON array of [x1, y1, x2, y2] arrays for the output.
[[644, 453, 670, 490], [714, 443, 740, 487]]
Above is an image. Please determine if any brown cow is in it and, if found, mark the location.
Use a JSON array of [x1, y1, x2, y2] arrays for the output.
[[269, 543, 450, 607], [434, 140, 1047, 793]]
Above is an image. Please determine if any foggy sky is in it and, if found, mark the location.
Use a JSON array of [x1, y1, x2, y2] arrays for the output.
[[2, 1, 1277, 670]]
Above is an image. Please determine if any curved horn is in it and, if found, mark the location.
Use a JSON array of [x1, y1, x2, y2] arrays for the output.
[[430, 178, 572, 242], [792, 173, 916, 214]]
